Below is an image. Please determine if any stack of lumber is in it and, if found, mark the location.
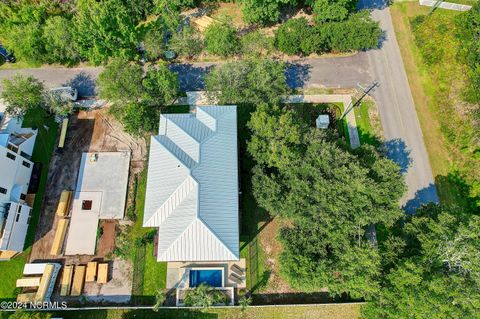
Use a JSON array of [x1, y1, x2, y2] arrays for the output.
[[60, 265, 73, 296], [50, 218, 69, 255], [34, 264, 54, 302], [86, 262, 97, 282], [97, 263, 109, 284], [71, 265, 86, 296], [56, 190, 72, 216], [16, 277, 41, 288], [192, 16, 215, 31]]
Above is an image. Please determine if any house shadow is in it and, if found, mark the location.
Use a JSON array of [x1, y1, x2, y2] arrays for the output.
[[402, 183, 439, 214], [169, 63, 214, 92], [64, 72, 97, 98], [285, 62, 311, 89], [382, 138, 412, 174]]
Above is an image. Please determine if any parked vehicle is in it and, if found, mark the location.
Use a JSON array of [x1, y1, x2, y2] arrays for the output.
[[0, 45, 16, 63], [49, 87, 78, 102]]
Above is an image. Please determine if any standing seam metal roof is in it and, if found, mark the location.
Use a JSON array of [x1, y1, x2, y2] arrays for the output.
[[144, 105, 239, 262]]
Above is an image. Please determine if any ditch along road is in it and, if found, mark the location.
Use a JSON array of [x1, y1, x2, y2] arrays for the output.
[[0, 8, 438, 211]]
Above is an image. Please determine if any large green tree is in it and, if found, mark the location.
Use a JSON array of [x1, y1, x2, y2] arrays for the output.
[[309, 0, 357, 23], [205, 58, 290, 105], [204, 21, 239, 57], [1, 74, 45, 117], [142, 63, 179, 105], [241, 0, 296, 25], [43, 16, 80, 65], [248, 104, 406, 297], [73, 0, 139, 64], [363, 205, 480, 318]]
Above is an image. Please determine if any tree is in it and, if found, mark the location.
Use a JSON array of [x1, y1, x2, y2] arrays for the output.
[[142, 18, 167, 61], [205, 58, 290, 105], [363, 205, 480, 318], [97, 58, 144, 103], [274, 18, 311, 55], [152, 289, 166, 312], [169, 26, 203, 59], [323, 12, 381, 52], [43, 16, 80, 65], [142, 63, 179, 105], [204, 21, 239, 57], [241, 0, 295, 25], [4, 22, 45, 64], [183, 283, 227, 308], [1, 74, 45, 117], [73, 0, 139, 65], [310, 0, 356, 23]]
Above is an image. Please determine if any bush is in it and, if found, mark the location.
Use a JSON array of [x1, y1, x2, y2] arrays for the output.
[[122, 102, 159, 136], [324, 12, 381, 52], [43, 16, 80, 65], [275, 18, 311, 55], [204, 21, 239, 57], [300, 25, 329, 55], [143, 18, 167, 61], [240, 30, 274, 57], [311, 0, 356, 23], [169, 25, 203, 59], [241, 0, 294, 25]]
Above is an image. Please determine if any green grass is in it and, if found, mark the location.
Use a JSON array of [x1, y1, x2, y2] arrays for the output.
[[0, 109, 58, 301], [354, 101, 380, 147], [128, 167, 167, 304], [142, 242, 167, 295], [5, 304, 361, 319], [391, 3, 480, 211]]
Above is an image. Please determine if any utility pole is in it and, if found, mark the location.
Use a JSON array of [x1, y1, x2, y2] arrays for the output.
[[429, 0, 444, 15], [339, 80, 379, 121]]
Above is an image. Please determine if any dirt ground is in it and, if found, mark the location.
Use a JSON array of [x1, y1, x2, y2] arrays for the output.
[[29, 107, 146, 269]]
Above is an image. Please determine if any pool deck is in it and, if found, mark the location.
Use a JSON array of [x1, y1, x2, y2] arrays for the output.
[[166, 259, 247, 290]]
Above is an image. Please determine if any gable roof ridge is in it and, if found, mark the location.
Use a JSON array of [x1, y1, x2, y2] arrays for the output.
[[196, 216, 239, 259], [154, 135, 196, 168], [143, 175, 197, 227]]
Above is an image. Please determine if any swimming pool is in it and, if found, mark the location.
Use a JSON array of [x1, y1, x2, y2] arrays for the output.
[[189, 269, 223, 287]]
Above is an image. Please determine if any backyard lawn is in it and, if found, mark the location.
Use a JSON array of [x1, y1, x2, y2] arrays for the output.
[[0, 109, 58, 301]]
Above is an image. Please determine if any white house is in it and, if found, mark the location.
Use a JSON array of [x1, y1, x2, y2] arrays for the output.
[[144, 105, 239, 262], [0, 104, 37, 260]]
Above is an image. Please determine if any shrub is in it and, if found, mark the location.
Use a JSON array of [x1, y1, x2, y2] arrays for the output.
[[241, 0, 294, 25], [204, 21, 239, 57], [143, 18, 167, 61], [240, 30, 274, 57], [169, 25, 203, 59], [311, 0, 356, 23], [122, 102, 159, 136], [43, 16, 80, 65], [275, 18, 311, 55], [324, 12, 381, 52], [183, 283, 227, 308], [300, 25, 329, 55]]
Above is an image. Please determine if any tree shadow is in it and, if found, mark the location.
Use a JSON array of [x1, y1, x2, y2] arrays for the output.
[[435, 171, 480, 213], [382, 138, 412, 174], [402, 183, 439, 214], [64, 72, 97, 98], [169, 63, 214, 92], [285, 62, 311, 89]]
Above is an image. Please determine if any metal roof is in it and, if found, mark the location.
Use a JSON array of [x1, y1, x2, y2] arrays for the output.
[[144, 106, 239, 262]]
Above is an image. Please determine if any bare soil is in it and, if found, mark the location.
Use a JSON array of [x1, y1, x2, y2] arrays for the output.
[[29, 108, 146, 265]]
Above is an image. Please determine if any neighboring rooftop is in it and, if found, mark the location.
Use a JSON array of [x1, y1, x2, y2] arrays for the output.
[[144, 105, 239, 262]]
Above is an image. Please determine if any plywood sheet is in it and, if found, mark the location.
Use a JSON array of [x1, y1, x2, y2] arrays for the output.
[[71, 265, 86, 296]]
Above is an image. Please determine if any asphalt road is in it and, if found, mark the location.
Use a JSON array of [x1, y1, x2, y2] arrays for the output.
[[359, 0, 439, 212], [0, 5, 438, 211]]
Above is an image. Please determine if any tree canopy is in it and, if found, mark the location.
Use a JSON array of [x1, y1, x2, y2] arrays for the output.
[[363, 204, 480, 318], [205, 58, 290, 105], [247, 103, 406, 297], [204, 21, 240, 57], [1, 74, 45, 117], [241, 0, 296, 25]]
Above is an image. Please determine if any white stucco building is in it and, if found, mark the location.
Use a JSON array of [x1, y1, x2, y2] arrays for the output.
[[0, 103, 37, 260], [144, 105, 239, 262]]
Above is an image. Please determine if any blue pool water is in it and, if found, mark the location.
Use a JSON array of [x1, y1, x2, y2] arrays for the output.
[[189, 269, 222, 287]]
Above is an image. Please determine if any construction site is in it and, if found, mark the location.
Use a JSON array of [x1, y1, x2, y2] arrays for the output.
[[26, 109, 147, 303]]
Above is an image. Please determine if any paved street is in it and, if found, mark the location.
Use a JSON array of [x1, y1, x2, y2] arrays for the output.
[[0, 5, 438, 211], [359, 0, 439, 211]]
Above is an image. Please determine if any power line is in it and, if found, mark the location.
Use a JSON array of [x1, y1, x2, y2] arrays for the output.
[[339, 80, 379, 121]]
